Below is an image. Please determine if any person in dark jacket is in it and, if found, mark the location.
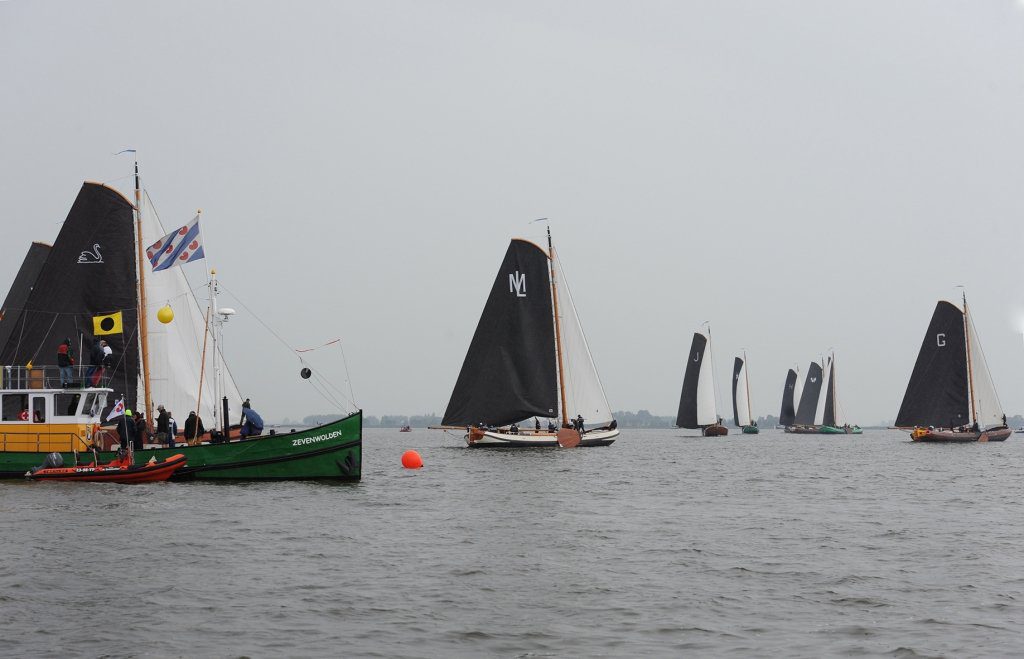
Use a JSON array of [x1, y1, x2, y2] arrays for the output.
[[156, 404, 170, 442], [240, 400, 264, 439], [133, 412, 148, 450], [56, 338, 75, 387], [117, 410, 135, 449], [184, 411, 205, 443], [86, 338, 104, 386], [133, 409, 147, 450]]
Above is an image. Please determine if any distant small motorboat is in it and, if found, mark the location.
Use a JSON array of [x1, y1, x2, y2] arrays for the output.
[[27, 452, 187, 483], [399, 425, 412, 432]]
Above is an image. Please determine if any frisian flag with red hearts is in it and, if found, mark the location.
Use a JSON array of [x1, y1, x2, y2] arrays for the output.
[[146, 215, 205, 271]]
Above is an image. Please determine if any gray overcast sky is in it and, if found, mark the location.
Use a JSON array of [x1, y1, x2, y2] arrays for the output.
[[2, 1, 1024, 423]]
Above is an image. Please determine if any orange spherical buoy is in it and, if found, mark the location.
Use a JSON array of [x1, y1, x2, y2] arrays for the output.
[[401, 450, 423, 469]]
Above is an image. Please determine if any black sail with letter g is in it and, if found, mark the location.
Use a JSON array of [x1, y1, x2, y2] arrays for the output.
[[895, 301, 969, 428], [793, 361, 823, 425], [779, 369, 798, 426], [731, 356, 744, 427], [676, 332, 707, 429], [442, 239, 558, 427]]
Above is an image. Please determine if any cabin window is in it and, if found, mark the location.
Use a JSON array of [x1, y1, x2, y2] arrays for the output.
[[2, 394, 28, 421], [54, 393, 82, 418], [82, 393, 97, 416], [32, 397, 46, 423]]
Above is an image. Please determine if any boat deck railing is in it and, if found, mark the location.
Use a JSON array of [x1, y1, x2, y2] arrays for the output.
[[0, 430, 88, 453], [1, 365, 111, 391]]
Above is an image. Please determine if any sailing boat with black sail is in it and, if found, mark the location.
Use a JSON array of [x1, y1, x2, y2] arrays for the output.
[[437, 225, 618, 448], [0, 162, 361, 479], [778, 367, 800, 428], [895, 294, 1010, 442], [676, 326, 728, 436], [732, 352, 758, 434]]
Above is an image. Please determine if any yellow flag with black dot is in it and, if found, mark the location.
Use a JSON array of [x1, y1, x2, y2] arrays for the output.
[[93, 311, 123, 336]]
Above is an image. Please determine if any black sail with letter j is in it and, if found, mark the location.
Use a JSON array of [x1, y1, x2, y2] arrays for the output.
[[676, 332, 707, 429], [779, 369, 798, 426]]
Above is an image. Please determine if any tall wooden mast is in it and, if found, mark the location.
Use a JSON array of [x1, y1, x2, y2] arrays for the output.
[[963, 291, 977, 425], [547, 225, 569, 427], [133, 157, 153, 427]]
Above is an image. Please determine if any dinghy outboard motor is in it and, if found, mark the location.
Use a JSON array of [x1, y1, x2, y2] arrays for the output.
[[28, 451, 64, 475]]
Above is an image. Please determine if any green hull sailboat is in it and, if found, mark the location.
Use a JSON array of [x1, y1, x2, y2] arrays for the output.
[[0, 170, 362, 481], [1, 412, 362, 480]]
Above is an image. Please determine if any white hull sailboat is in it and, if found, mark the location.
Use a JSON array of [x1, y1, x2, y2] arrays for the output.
[[436, 225, 618, 448]]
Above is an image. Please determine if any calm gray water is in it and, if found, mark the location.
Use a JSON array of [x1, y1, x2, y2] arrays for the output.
[[2, 428, 1022, 658]]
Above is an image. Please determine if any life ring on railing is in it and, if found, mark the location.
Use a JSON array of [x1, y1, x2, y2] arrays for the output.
[[18, 410, 28, 421]]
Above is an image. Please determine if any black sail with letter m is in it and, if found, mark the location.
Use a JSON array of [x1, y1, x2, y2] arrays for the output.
[[779, 368, 798, 426], [676, 332, 707, 429], [895, 301, 969, 428], [793, 361, 823, 425], [442, 239, 558, 427]]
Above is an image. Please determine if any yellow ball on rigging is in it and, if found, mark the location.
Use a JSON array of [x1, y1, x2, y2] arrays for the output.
[[157, 305, 174, 324]]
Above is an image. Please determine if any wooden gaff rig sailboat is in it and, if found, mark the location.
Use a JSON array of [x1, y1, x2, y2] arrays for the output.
[[676, 325, 728, 436], [435, 225, 618, 448], [895, 294, 1010, 443], [733, 352, 758, 434]]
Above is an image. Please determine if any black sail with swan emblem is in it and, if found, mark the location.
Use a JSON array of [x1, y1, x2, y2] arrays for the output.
[[0, 183, 140, 409], [793, 361, 824, 425]]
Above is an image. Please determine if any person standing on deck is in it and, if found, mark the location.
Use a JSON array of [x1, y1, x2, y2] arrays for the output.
[[156, 405, 170, 443], [133, 412, 148, 450], [56, 339, 74, 387], [184, 411, 205, 443]]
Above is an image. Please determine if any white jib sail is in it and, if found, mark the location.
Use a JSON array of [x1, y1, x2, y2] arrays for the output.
[[139, 192, 244, 428], [552, 252, 613, 426], [735, 359, 751, 427], [966, 310, 1004, 428], [814, 356, 831, 426], [696, 330, 717, 426], [831, 354, 845, 426]]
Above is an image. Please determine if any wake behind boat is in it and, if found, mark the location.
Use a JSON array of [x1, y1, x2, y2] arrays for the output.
[[434, 225, 618, 448], [896, 295, 1010, 443]]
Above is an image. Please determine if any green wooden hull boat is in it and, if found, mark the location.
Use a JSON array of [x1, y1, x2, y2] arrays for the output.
[[741, 425, 760, 435], [1, 411, 361, 481], [820, 424, 862, 435]]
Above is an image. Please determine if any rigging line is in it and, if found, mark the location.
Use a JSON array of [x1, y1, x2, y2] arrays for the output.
[[218, 282, 354, 404], [27, 313, 60, 366], [337, 341, 357, 409], [217, 283, 298, 356], [310, 366, 355, 410]]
